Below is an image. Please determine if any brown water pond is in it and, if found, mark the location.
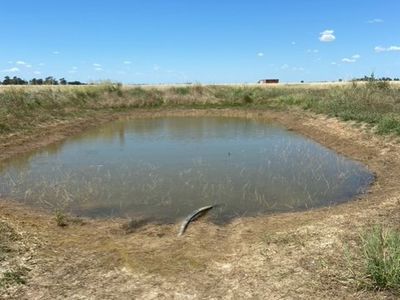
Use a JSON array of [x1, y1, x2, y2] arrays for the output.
[[0, 116, 374, 224]]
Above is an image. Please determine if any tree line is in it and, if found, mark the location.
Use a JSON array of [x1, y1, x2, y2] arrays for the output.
[[0, 76, 86, 85], [352, 73, 400, 82]]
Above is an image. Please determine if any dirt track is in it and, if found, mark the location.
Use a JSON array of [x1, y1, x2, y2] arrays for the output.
[[1, 109, 400, 299]]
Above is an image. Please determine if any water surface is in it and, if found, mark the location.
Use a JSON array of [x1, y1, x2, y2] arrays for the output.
[[0, 116, 374, 223]]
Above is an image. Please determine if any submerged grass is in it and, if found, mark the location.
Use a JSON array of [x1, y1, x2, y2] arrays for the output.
[[1, 82, 400, 137]]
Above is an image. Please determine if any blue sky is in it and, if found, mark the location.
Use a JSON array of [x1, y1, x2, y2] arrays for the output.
[[1, 0, 399, 84]]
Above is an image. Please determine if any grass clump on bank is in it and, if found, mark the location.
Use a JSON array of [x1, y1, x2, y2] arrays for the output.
[[360, 226, 400, 291], [0, 221, 28, 290], [0, 222, 19, 261], [0, 269, 27, 289], [55, 210, 68, 227]]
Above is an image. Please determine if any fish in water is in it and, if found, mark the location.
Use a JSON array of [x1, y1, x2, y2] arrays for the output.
[[178, 205, 214, 236]]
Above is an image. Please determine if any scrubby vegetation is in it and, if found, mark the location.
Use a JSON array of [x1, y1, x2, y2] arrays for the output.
[[1, 82, 399, 137]]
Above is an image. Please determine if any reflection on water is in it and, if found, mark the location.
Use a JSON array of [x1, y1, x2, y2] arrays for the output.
[[0, 116, 374, 223]]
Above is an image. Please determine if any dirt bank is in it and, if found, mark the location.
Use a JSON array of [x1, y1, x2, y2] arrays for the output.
[[1, 108, 400, 299]]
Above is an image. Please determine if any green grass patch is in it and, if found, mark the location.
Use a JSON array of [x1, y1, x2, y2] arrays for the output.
[[376, 116, 400, 135], [171, 86, 191, 96], [55, 210, 68, 227], [0, 269, 27, 289], [361, 226, 400, 291]]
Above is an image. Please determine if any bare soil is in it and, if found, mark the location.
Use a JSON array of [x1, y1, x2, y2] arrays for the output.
[[1, 108, 400, 299]]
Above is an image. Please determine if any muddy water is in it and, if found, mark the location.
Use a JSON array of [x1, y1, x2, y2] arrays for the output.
[[0, 117, 374, 223]]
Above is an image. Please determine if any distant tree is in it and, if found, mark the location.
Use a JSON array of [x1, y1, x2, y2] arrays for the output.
[[2, 76, 11, 85], [67, 81, 84, 85], [8, 76, 28, 85], [59, 78, 67, 85], [352, 73, 398, 83], [44, 76, 58, 85]]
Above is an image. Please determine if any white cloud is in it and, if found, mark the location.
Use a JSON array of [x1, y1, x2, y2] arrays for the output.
[[53, 51, 60, 55], [342, 58, 356, 63], [72, 66, 78, 70], [93, 63, 102, 67], [341, 54, 361, 64], [15, 61, 32, 68], [2, 67, 19, 73], [331, 62, 337, 65], [374, 46, 386, 53], [319, 30, 336, 42], [375, 45, 400, 53], [94, 67, 103, 71], [38, 63, 45, 66], [153, 64, 160, 71], [307, 49, 319, 53], [386, 46, 400, 51], [123, 61, 132, 65], [257, 52, 264, 57], [291, 41, 296, 45], [368, 18, 384, 24], [33, 71, 41, 75], [280, 64, 289, 70]]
